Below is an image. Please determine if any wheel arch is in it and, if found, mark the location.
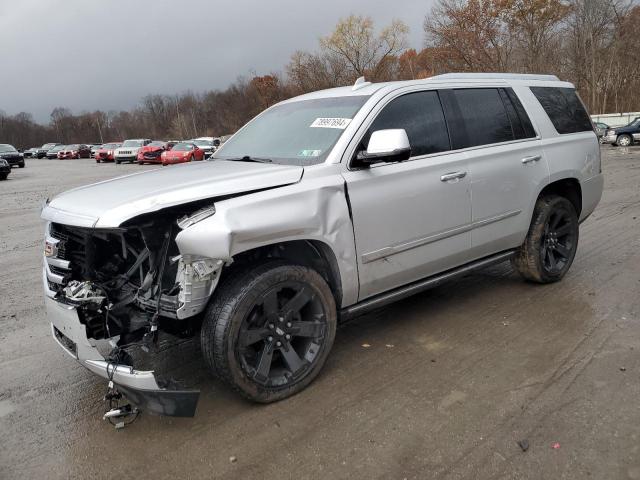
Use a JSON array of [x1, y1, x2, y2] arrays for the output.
[[227, 239, 344, 308], [538, 177, 582, 217]]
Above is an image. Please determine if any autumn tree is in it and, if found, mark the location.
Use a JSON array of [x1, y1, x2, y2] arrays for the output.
[[320, 15, 409, 81], [424, 0, 513, 71]]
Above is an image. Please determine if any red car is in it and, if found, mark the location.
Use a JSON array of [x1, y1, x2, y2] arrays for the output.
[[160, 142, 204, 165], [57, 144, 91, 159], [137, 141, 175, 165], [94, 142, 122, 163]]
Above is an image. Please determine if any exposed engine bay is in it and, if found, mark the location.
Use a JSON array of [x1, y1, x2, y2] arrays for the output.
[[45, 205, 222, 349]]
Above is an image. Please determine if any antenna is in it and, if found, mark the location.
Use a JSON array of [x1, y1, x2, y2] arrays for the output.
[[352, 76, 371, 91]]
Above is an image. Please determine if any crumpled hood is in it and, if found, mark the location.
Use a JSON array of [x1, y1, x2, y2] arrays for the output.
[[42, 160, 304, 228]]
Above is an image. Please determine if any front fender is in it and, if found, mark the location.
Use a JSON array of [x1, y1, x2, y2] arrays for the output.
[[175, 172, 359, 307]]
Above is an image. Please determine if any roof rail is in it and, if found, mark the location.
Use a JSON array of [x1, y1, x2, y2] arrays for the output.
[[352, 76, 372, 91], [429, 73, 560, 82]]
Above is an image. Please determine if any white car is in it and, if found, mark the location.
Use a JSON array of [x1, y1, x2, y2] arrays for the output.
[[114, 139, 151, 164]]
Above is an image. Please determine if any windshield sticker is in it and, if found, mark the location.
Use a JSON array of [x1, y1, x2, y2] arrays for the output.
[[298, 149, 322, 157], [310, 117, 352, 129]]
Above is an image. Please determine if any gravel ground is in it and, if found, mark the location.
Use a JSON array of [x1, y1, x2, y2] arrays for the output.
[[1, 149, 639, 480]]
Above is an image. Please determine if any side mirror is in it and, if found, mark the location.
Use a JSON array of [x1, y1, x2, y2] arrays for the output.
[[355, 129, 411, 167]]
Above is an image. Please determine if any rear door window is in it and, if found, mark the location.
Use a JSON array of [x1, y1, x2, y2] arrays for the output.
[[440, 88, 515, 149], [365, 90, 450, 157], [530, 87, 593, 134]]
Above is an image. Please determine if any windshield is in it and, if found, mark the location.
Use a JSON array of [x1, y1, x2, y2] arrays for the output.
[[0, 144, 17, 153], [101, 143, 120, 149], [42, 143, 57, 149], [213, 95, 370, 166], [66, 145, 80, 150], [50, 145, 64, 152], [194, 140, 213, 147], [172, 143, 193, 151], [122, 140, 144, 147], [148, 141, 166, 147]]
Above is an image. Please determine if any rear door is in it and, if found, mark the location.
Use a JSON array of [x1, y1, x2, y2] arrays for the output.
[[343, 89, 473, 300], [440, 87, 548, 258]]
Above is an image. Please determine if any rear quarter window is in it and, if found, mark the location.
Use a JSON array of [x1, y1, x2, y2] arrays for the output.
[[530, 87, 593, 134]]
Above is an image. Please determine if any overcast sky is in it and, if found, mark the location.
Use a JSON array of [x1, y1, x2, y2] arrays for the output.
[[0, 0, 433, 123]]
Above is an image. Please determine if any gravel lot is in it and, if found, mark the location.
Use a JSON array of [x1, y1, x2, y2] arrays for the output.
[[1, 149, 639, 479]]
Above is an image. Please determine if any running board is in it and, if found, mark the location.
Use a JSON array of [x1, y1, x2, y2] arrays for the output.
[[341, 250, 516, 320]]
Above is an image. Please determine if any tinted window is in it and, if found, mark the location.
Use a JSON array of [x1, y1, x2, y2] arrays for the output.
[[500, 88, 536, 139], [365, 91, 450, 157], [530, 87, 592, 134], [441, 88, 514, 149]]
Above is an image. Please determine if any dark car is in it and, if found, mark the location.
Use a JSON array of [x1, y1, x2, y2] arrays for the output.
[[0, 144, 25, 168], [57, 144, 92, 159], [0, 158, 10, 179], [46, 144, 66, 159], [35, 143, 62, 158], [604, 117, 640, 146], [23, 147, 39, 158]]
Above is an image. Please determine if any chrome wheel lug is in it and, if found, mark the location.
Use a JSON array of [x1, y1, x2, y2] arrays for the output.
[[285, 334, 291, 340], [267, 336, 273, 342], [286, 322, 292, 328], [276, 341, 282, 347], [269, 323, 274, 329]]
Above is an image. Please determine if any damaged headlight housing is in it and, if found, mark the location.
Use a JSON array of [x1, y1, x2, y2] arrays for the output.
[[177, 205, 216, 230]]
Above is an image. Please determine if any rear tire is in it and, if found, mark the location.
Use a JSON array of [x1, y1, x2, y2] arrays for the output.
[[0, 173, 8, 180], [512, 195, 579, 283], [201, 261, 337, 403]]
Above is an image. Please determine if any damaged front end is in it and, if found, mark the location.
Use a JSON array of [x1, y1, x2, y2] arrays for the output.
[[43, 207, 223, 418]]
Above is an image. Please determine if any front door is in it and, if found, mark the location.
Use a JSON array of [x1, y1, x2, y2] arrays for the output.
[[342, 90, 473, 301]]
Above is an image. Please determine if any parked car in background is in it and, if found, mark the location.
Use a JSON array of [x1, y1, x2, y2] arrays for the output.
[[594, 122, 609, 139], [46, 144, 66, 159], [603, 117, 640, 146], [23, 147, 39, 158], [57, 144, 91, 159], [114, 139, 151, 164], [0, 144, 25, 167], [0, 158, 10, 179], [89, 144, 103, 156], [36, 143, 62, 158], [136, 140, 172, 164], [191, 138, 216, 158], [160, 142, 204, 165], [94, 142, 123, 163]]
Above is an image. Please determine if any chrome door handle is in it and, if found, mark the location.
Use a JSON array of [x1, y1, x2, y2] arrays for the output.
[[521, 155, 542, 164], [440, 171, 467, 182]]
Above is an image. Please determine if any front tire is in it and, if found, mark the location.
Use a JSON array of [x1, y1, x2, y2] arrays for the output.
[[201, 261, 337, 403], [616, 134, 632, 147], [512, 195, 579, 283]]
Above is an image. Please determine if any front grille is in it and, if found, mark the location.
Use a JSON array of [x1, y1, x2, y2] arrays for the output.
[[118, 150, 132, 155], [50, 223, 87, 276]]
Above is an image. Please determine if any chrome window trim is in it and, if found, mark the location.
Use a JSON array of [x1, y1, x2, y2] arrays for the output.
[[342, 85, 541, 171]]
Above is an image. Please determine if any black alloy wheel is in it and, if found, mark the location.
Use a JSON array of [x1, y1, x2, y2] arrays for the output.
[[237, 281, 328, 387], [512, 195, 579, 283], [201, 262, 337, 402], [540, 208, 576, 275]]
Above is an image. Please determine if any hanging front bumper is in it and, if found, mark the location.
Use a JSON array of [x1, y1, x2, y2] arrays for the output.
[[45, 295, 199, 417]]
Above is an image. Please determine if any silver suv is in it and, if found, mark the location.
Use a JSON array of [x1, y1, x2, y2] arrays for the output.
[[41, 73, 603, 417]]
